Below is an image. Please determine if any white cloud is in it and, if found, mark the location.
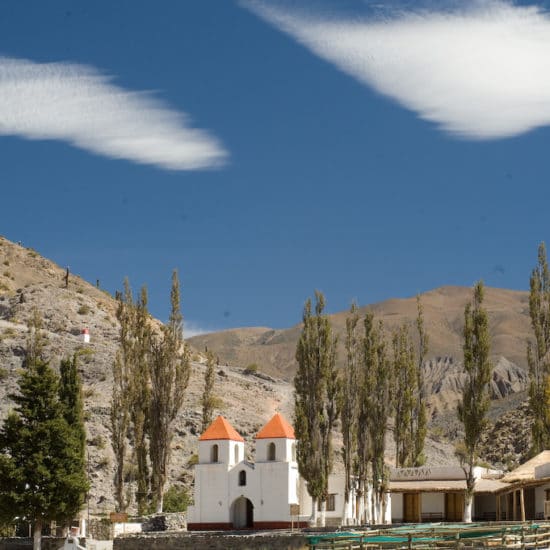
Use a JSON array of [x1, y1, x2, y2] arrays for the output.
[[184, 321, 216, 339], [0, 57, 227, 169], [245, 0, 550, 139]]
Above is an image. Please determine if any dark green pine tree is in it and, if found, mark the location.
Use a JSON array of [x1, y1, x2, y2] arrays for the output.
[[527, 243, 550, 454], [294, 291, 338, 527], [57, 354, 89, 527], [0, 313, 88, 550], [457, 281, 492, 523]]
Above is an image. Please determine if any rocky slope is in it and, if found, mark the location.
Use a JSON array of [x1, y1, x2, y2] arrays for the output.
[[0, 236, 298, 516]]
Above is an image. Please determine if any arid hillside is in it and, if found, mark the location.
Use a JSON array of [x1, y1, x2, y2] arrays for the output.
[[0, 236, 298, 515], [190, 285, 532, 416]]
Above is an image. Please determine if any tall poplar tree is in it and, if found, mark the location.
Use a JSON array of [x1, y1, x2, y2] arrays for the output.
[[294, 291, 338, 527], [457, 281, 492, 523], [412, 296, 428, 467], [110, 348, 131, 512], [149, 270, 191, 513], [110, 282, 134, 513], [392, 325, 415, 467], [364, 316, 392, 523], [110, 281, 153, 513], [340, 304, 360, 525], [201, 351, 216, 433], [527, 243, 550, 454], [356, 313, 373, 524], [129, 286, 152, 515]]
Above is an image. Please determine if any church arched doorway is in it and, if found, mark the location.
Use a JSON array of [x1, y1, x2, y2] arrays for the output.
[[231, 496, 254, 529]]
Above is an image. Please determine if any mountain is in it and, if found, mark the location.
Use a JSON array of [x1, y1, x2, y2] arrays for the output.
[[189, 286, 532, 417]]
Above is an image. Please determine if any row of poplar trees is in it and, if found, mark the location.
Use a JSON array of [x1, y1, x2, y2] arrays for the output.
[[294, 291, 429, 526], [0, 312, 88, 550], [110, 271, 191, 514]]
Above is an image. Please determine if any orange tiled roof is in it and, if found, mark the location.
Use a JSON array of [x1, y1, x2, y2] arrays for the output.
[[256, 413, 295, 440], [199, 416, 244, 442]]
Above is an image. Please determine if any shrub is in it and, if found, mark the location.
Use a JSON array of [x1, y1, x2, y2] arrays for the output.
[[187, 454, 199, 467], [243, 363, 258, 375], [2, 271, 11, 278], [3, 260, 9, 266], [2, 327, 16, 338], [209, 395, 225, 410], [162, 485, 192, 513], [83, 387, 96, 399], [77, 304, 91, 315], [0, 367, 9, 381], [96, 456, 110, 469], [88, 435, 106, 449]]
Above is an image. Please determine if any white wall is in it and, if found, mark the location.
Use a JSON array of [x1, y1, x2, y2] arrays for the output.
[[189, 463, 231, 523], [392, 493, 404, 522], [113, 523, 142, 537], [422, 493, 444, 515], [535, 483, 550, 517], [255, 438, 296, 463], [198, 440, 243, 466]]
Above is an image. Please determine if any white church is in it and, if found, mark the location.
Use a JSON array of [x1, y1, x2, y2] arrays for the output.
[[186, 413, 350, 530]]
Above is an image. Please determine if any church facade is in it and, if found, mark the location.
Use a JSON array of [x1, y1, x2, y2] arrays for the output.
[[187, 413, 311, 530]]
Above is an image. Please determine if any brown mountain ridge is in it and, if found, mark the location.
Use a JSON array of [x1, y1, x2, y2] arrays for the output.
[[189, 285, 532, 416]]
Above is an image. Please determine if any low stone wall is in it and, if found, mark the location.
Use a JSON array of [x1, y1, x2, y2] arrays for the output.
[[140, 513, 186, 532], [88, 519, 111, 541], [114, 532, 308, 550], [0, 537, 86, 550]]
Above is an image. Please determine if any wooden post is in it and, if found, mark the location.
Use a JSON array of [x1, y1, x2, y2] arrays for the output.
[[513, 490, 517, 521], [520, 487, 526, 523], [496, 494, 500, 522]]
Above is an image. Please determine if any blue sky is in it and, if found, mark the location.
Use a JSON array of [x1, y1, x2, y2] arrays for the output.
[[1, 0, 550, 334]]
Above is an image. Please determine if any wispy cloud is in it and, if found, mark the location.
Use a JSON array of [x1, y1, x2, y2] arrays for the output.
[[0, 57, 227, 170], [185, 320, 216, 339], [245, 0, 550, 139]]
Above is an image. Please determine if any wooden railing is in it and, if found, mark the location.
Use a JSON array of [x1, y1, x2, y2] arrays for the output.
[[307, 521, 550, 549]]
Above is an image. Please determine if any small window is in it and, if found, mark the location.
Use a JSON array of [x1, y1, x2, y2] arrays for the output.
[[234, 445, 239, 464], [291, 442, 296, 461], [268, 442, 276, 461], [239, 470, 246, 486], [317, 494, 336, 512], [211, 444, 219, 463]]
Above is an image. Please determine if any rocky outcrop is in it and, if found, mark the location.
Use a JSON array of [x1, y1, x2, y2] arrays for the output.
[[424, 356, 528, 417], [479, 402, 533, 469]]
